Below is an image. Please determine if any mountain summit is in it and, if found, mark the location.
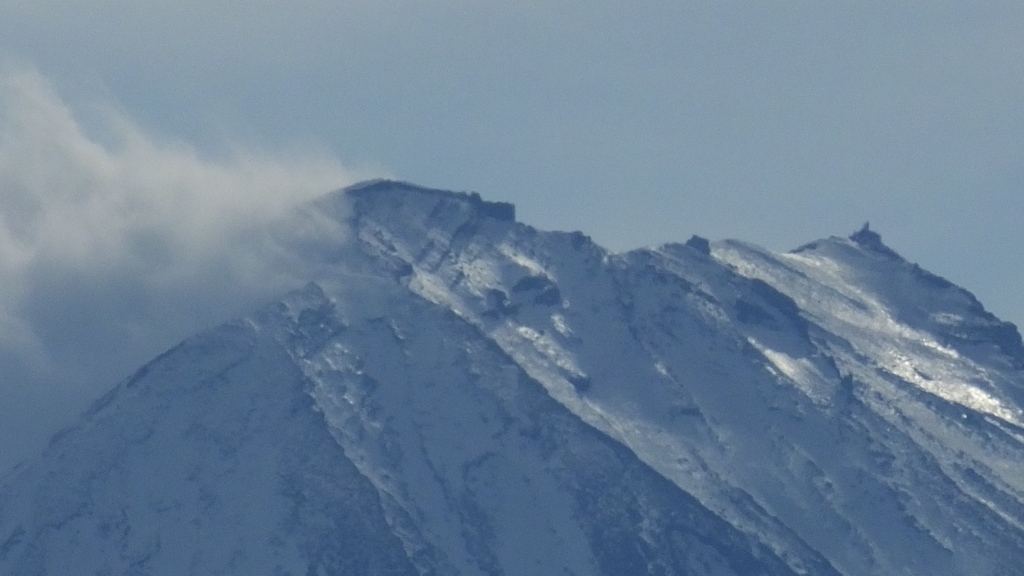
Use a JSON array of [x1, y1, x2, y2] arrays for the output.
[[3, 181, 1024, 575]]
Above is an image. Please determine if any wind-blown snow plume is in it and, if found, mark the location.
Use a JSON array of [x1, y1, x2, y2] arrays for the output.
[[0, 68, 365, 473]]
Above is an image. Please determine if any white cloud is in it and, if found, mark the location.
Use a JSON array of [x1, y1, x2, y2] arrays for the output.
[[0, 68, 368, 473]]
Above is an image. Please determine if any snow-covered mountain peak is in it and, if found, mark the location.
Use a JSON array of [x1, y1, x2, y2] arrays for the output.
[[715, 231, 1024, 424], [4, 182, 1024, 576], [783, 226, 1022, 367], [342, 179, 516, 225]]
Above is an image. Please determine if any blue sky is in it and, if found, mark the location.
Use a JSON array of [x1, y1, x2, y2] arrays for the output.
[[1, 1, 1023, 471]]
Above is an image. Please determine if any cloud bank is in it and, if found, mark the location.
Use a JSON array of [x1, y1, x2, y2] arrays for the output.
[[0, 69, 364, 473]]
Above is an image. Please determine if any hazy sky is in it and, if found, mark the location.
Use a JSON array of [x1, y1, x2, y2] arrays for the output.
[[1, 1, 1023, 471]]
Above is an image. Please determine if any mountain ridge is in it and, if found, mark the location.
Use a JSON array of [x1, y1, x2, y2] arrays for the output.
[[3, 180, 1023, 575]]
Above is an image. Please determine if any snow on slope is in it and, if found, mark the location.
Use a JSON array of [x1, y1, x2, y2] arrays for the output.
[[0, 307, 418, 575], [0, 181, 814, 575], [336, 181, 1024, 575], [3, 180, 1024, 575]]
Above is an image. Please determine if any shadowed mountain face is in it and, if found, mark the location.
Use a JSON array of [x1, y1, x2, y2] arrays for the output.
[[3, 180, 1024, 575]]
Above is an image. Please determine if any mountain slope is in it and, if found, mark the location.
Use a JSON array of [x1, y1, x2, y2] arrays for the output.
[[2, 180, 1023, 575]]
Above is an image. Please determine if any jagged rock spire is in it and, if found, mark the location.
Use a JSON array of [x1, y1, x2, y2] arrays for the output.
[[849, 222, 900, 259]]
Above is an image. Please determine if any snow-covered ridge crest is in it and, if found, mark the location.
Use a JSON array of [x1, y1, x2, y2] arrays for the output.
[[3, 181, 1024, 576], [337, 183, 1024, 574], [715, 226, 1024, 425], [344, 178, 516, 222]]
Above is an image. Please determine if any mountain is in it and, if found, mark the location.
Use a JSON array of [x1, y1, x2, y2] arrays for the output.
[[3, 180, 1024, 575]]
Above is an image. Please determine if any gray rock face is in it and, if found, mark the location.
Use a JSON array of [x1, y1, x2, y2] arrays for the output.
[[3, 181, 1024, 575]]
